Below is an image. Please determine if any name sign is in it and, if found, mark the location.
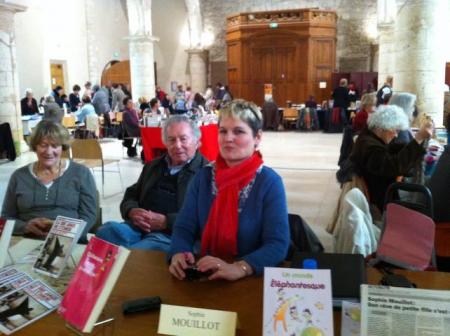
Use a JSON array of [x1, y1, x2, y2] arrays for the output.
[[158, 304, 237, 336]]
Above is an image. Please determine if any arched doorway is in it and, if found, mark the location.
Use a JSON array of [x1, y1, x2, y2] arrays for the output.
[[101, 60, 131, 87]]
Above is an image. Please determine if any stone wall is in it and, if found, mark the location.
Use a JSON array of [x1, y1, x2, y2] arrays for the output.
[[201, 0, 377, 73]]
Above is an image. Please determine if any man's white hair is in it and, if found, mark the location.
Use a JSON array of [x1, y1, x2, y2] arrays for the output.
[[368, 105, 409, 131]]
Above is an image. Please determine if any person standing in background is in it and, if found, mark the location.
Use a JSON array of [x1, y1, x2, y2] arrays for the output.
[[69, 85, 81, 112], [376, 75, 393, 106], [112, 83, 126, 111]]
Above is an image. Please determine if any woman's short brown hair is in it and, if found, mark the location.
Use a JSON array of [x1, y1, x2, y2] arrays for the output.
[[29, 120, 71, 151], [219, 99, 263, 137]]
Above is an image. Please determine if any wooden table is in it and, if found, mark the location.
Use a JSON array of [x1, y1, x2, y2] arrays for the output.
[[16, 251, 450, 335]]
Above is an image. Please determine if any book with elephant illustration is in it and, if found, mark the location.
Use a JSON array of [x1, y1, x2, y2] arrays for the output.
[[32, 216, 86, 278], [263, 267, 333, 336]]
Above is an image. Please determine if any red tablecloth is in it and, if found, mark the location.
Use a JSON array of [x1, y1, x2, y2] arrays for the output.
[[140, 124, 219, 163]]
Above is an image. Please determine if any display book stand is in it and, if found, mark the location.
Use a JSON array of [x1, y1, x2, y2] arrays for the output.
[[65, 313, 116, 335]]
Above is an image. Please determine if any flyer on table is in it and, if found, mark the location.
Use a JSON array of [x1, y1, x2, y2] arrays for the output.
[[263, 267, 333, 336]]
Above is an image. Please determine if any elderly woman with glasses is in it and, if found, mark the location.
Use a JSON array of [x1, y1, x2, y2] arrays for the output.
[[343, 105, 432, 213], [169, 99, 290, 281]]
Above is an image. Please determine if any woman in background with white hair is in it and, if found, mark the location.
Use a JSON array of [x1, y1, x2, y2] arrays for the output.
[[346, 105, 432, 212], [20, 88, 38, 116]]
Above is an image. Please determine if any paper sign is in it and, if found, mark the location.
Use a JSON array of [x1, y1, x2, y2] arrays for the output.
[[158, 304, 237, 336]]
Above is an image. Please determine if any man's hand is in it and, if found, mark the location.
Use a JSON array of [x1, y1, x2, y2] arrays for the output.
[[128, 208, 167, 232], [148, 212, 167, 231], [24, 218, 53, 237], [128, 208, 152, 232]]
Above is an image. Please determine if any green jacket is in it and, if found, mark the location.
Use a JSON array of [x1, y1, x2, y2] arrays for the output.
[[120, 151, 208, 231]]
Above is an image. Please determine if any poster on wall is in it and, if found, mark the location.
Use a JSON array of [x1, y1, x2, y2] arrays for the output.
[[171, 81, 178, 92], [264, 84, 273, 101]]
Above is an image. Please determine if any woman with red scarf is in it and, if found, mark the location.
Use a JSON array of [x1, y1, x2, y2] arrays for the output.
[[169, 100, 290, 281]]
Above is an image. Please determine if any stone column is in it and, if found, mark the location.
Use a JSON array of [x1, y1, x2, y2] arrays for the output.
[[84, 0, 100, 85], [187, 49, 207, 94], [185, 0, 208, 93], [377, 0, 396, 88], [393, 0, 449, 125], [0, 2, 26, 155], [377, 24, 395, 88], [126, 0, 158, 101]]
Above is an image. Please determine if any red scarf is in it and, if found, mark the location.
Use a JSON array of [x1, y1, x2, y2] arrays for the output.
[[200, 151, 264, 260]]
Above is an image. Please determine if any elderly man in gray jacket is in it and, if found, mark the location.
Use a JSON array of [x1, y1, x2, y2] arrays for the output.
[[96, 115, 208, 252]]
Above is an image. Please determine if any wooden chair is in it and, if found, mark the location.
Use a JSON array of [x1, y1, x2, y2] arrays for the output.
[[62, 115, 77, 133], [70, 139, 123, 197], [282, 108, 299, 129]]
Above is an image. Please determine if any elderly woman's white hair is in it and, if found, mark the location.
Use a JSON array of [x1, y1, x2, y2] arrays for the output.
[[368, 105, 409, 131], [389, 92, 416, 120], [25, 88, 33, 95]]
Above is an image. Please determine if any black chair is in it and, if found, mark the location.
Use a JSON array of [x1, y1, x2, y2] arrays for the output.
[[286, 213, 324, 261]]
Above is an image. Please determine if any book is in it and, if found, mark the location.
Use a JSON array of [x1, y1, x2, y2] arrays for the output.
[[0, 268, 21, 285], [32, 216, 86, 278], [0, 280, 61, 335], [263, 267, 334, 336], [0, 273, 33, 298], [0, 219, 14, 268], [58, 236, 130, 333], [341, 301, 361, 336]]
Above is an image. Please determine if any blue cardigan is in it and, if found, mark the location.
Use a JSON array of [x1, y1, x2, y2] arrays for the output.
[[169, 165, 290, 275]]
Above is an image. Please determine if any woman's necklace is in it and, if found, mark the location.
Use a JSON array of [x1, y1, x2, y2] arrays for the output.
[[34, 159, 63, 184]]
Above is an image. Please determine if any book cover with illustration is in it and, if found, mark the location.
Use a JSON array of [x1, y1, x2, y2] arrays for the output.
[[0, 273, 33, 298], [263, 267, 333, 336], [0, 268, 21, 285], [32, 216, 86, 278], [58, 236, 130, 333], [0, 280, 61, 335]]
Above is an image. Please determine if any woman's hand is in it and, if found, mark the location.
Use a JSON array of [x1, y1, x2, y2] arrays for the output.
[[197, 256, 248, 281], [169, 252, 195, 280], [24, 218, 52, 237]]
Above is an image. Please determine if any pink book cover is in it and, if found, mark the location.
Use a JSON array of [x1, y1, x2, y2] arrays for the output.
[[58, 237, 120, 331]]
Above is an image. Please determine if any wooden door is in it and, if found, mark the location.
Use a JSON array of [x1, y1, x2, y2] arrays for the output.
[[273, 47, 296, 106], [250, 47, 273, 105], [50, 63, 65, 90]]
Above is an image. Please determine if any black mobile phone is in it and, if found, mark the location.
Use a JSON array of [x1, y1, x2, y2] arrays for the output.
[[122, 296, 162, 315], [184, 266, 212, 281]]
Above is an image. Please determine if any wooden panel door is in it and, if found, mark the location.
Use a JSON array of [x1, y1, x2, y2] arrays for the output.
[[250, 47, 273, 105], [273, 47, 296, 106]]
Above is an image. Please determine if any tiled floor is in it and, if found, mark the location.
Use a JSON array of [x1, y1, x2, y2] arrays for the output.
[[0, 131, 342, 251]]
